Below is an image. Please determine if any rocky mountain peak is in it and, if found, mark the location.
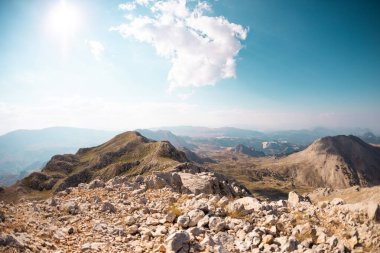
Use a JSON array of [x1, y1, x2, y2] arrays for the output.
[[307, 135, 375, 155], [1, 177, 379, 252], [281, 135, 380, 188]]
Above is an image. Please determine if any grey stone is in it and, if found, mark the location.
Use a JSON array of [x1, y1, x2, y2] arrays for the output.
[[165, 231, 190, 253], [101, 202, 116, 213], [187, 209, 205, 227], [208, 217, 225, 232], [88, 179, 105, 189], [63, 201, 80, 215], [177, 215, 190, 228], [367, 202, 380, 222]]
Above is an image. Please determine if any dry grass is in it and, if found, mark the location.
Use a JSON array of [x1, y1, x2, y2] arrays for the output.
[[311, 185, 380, 204], [227, 210, 251, 221], [200, 146, 314, 200], [167, 204, 182, 217]]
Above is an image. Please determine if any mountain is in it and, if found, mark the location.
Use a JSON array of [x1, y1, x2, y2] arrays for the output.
[[1, 132, 380, 252], [178, 147, 216, 164], [276, 135, 380, 188], [231, 144, 265, 157], [155, 126, 266, 138], [266, 127, 373, 145], [1, 170, 380, 252], [14, 131, 186, 194], [0, 127, 118, 186], [0, 131, 250, 202], [155, 126, 374, 146], [136, 129, 196, 149], [360, 132, 380, 144]]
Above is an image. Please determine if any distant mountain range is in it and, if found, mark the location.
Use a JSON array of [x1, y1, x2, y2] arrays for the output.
[[156, 126, 377, 145], [136, 129, 196, 149], [152, 126, 266, 139], [1, 128, 380, 204], [0, 126, 379, 186]]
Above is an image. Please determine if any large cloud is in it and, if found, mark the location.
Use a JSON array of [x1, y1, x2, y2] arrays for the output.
[[112, 0, 248, 89]]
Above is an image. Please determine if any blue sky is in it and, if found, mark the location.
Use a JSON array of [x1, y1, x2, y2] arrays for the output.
[[0, 0, 379, 134]]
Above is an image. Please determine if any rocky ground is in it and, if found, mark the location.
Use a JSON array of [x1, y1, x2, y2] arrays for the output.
[[1, 171, 380, 253]]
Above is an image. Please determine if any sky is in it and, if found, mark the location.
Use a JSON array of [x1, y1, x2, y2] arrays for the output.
[[0, 0, 379, 135]]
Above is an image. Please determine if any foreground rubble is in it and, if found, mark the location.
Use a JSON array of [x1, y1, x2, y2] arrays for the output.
[[1, 175, 380, 252]]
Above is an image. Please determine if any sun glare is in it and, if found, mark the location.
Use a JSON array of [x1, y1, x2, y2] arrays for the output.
[[47, 0, 82, 44]]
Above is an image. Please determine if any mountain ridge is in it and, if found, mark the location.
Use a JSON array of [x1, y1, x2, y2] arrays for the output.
[[0, 131, 250, 202], [278, 135, 380, 188]]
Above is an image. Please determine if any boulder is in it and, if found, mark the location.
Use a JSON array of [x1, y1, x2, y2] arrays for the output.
[[146, 172, 184, 192], [330, 198, 345, 205], [367, 202, 380, 222], [208, 217, 225, 232], [88, 179, 105, 189], [217, 196, 230, 207], [46, 198, 58, 207], [126, 225, 139, 235], [187, 209, 205, 227], [165, 211, 177, 223], [101, 202, 116, 213], [134, 175, 145, 184], [145, 163, 250, 197], [125, 216, 136, 225], [262, 234, 274, 244], [165, 231, 190, 253], [197, 215, 209, 228], [81, 242, 106, 251], [187, 227, 204, 238], [0, 234, 25, 250], [63, 201, 80, 215], [288, 191, 309, 207], [177, 215, 190, 228], [227, 197, 261, 214]]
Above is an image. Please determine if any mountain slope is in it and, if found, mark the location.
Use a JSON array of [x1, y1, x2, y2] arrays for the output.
[[178, 147, 215, 164], [1, 131, 188, 200], [0, 131, 253, 203], [360, 132, 380, 144], [156, 126, 266, 138], [276, 135, 380, 188], [232, 144, 265, 157], [0, 127, 118, 185], [136, 129, 196, 149]]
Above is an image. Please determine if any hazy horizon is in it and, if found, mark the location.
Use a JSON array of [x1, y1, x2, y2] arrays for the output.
[[1, 125, 379, 137], [1, 0, 379, 134]]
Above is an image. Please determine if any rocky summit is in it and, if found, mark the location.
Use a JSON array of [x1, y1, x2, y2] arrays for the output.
[[1, 174, 380, 253], [1, 131, 380, 252], [268, 135, 380, 188]]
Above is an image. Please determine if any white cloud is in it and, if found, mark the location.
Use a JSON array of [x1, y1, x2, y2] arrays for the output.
[[112, 0, 248, 89], [86, 40, 105, 61], [119, 2, 136, 11]]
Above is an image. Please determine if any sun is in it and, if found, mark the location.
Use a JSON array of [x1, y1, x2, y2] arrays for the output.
[[47, 0, 82, 43]]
